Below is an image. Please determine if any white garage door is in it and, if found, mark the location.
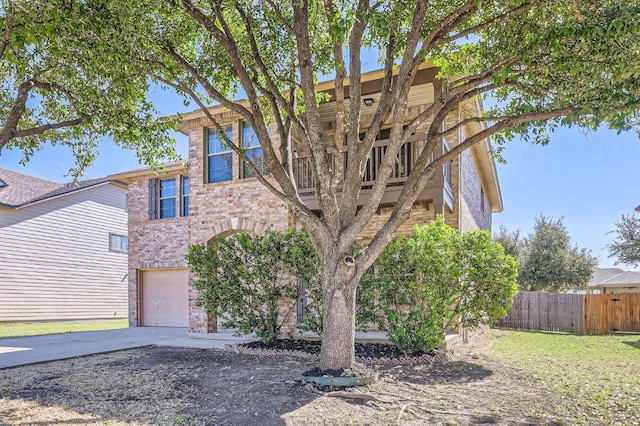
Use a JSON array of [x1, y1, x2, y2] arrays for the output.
[[140, 269, 189, 327]]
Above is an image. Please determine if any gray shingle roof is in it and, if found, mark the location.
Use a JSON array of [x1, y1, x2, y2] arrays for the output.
[[588, 267, 640, 288], [0, 168, 64, 207], [0, 168, 121, 208]]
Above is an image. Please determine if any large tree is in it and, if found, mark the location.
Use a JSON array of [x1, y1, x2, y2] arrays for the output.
[[495, 216, 597, 291], [0, 1, 177, 176], [608, 213, 640, 267], [43, 1, 640, 370]]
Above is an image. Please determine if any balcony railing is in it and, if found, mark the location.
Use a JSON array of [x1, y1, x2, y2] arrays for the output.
[[293, 134, 453, 204]]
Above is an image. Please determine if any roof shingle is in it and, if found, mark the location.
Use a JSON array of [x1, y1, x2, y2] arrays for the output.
[[0, 168, 64, 207], [0, 168, 121, 208]]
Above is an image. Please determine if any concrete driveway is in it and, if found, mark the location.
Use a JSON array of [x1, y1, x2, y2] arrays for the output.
[[0, 327, 253, 369]]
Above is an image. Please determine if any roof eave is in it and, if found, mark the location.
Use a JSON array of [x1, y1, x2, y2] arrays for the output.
[[109, 163, 189, 183]]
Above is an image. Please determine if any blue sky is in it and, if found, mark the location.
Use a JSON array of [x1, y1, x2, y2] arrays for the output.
[[1, 83, 639, 271]]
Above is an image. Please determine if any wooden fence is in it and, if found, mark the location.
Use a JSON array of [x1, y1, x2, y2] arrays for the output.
[[496, 291, 583, 333], [583, 293, 640, 334], [497, 292, 640, 334]]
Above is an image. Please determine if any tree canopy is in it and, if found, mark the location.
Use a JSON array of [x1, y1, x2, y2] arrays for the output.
[[6, 0, 640, 369], [0, 1, 179, 176], [495, 216, 597, 291], [608, 213, 640, 267]]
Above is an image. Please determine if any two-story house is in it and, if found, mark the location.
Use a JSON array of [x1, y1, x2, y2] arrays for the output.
[[111, 64, 502, 335], [0, 168, 129, 321]]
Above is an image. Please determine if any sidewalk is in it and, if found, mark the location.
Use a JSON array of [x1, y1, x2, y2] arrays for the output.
[[0, 327, 254, 369]]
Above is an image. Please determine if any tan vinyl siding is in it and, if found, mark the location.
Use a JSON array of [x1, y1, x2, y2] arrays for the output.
[[0, 184, 128, 321]]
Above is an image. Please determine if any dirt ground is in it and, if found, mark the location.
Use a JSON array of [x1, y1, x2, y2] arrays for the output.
[[0, 331, 566, 426]]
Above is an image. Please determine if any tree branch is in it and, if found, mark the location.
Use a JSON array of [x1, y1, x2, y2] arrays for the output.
[[161, 44, 252, 121], [292, 0, 338, 232], [362, 106, 577, 269], [436, 2, 538, 47], [235, 3, 305, 133], [0, 0, 15, 61], [0, 80, 33, 148], [11, 115, 91, 139], [265, 0, 295, 33]]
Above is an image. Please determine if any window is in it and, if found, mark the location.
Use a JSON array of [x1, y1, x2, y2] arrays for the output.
[[242, 121, 269, 178], [109, 234, 129, 253], [207, 126, 233, 183], [181, 176, 189, 217], [159, 178, 176, 218]]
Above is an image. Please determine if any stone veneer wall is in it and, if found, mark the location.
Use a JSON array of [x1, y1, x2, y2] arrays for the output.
[[458, 149, 492, 232]]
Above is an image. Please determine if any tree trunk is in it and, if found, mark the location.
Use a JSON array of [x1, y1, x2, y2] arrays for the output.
[[319, 257, 358, 371]]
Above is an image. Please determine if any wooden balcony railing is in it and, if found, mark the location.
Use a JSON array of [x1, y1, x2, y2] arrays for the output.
[[292, 134, 454, 210]]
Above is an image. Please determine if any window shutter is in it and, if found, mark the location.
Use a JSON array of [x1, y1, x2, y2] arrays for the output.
[[148, 179, 157, 219]]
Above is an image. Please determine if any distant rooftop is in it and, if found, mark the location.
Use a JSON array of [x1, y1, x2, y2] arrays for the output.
[[0, 168, 122, 209], [588, 267, 640, 288]]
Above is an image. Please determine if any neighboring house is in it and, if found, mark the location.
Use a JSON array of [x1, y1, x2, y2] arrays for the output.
[[110, 64, 503, 335], [587, 267, 640, 294], [0, 168, 129, 321]]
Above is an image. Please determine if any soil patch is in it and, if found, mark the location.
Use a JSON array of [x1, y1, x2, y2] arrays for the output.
[[236, 339, 450, 365], [0, 331, 569, 425], [243, 339, 432, 359]]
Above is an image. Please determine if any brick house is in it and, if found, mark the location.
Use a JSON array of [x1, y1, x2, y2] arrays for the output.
[[110, 64, 502, 335]]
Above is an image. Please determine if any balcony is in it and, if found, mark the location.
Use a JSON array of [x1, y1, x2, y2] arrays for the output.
[[292, 133, 455, 212]]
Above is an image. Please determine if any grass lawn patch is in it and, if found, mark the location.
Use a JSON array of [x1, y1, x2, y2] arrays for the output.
[[490, 329, 640, 425], [0, 319, 128, 339]]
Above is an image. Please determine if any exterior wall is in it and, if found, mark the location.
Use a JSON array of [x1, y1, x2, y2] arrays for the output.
[[126, 173, 189, 327], [458, 148, 492, 232], [185, 125, 290, 333], [0, 185, 128, 321], [357, 204, 437, 244], [602, 286, 640, 294]]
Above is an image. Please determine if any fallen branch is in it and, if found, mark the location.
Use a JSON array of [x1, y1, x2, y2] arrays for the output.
[[397, 403, 412, 425], [365, 400, 388, 411], [324, 391, 380, 402]]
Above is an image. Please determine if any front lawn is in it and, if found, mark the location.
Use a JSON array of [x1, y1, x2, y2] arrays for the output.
[[0, 328, 638, 425], [491, 329, 640, 425], [0, 319, 128, 339]]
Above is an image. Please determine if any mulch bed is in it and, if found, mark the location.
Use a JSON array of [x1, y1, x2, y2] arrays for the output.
[[227, 339, 452, 365]]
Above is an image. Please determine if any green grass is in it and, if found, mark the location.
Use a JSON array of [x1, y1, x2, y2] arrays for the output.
[[0, 319, 128, 339], [490, 330, 640, 425]]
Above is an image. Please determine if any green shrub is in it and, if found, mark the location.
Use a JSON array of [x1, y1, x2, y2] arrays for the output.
[[357, 218, 519, 352], [187, 230, 319, 343]]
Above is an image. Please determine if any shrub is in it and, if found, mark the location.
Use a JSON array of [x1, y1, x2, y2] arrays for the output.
[[187, 230, 319, 343], [357, 218, 518, 352]]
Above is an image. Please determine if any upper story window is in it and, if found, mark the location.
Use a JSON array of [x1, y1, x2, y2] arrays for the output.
[[148, 176, 189, 220], [109, 233, 129, 253], [159, 178, 177, 219], [242, 121, 269, 179], [182, 176, 190, 217], [207, 126, 233, 183]]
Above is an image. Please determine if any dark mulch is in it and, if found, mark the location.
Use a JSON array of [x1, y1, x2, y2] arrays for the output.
[[242, 339, 433, 359]]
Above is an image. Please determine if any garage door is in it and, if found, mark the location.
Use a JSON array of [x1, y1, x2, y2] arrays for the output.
[[140, 269, 189, 327]]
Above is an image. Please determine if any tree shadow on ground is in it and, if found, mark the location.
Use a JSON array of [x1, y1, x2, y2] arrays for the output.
[[469, 414, 564, 425], [623, 339, 640, 350], [379, 360, 492, 385]]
